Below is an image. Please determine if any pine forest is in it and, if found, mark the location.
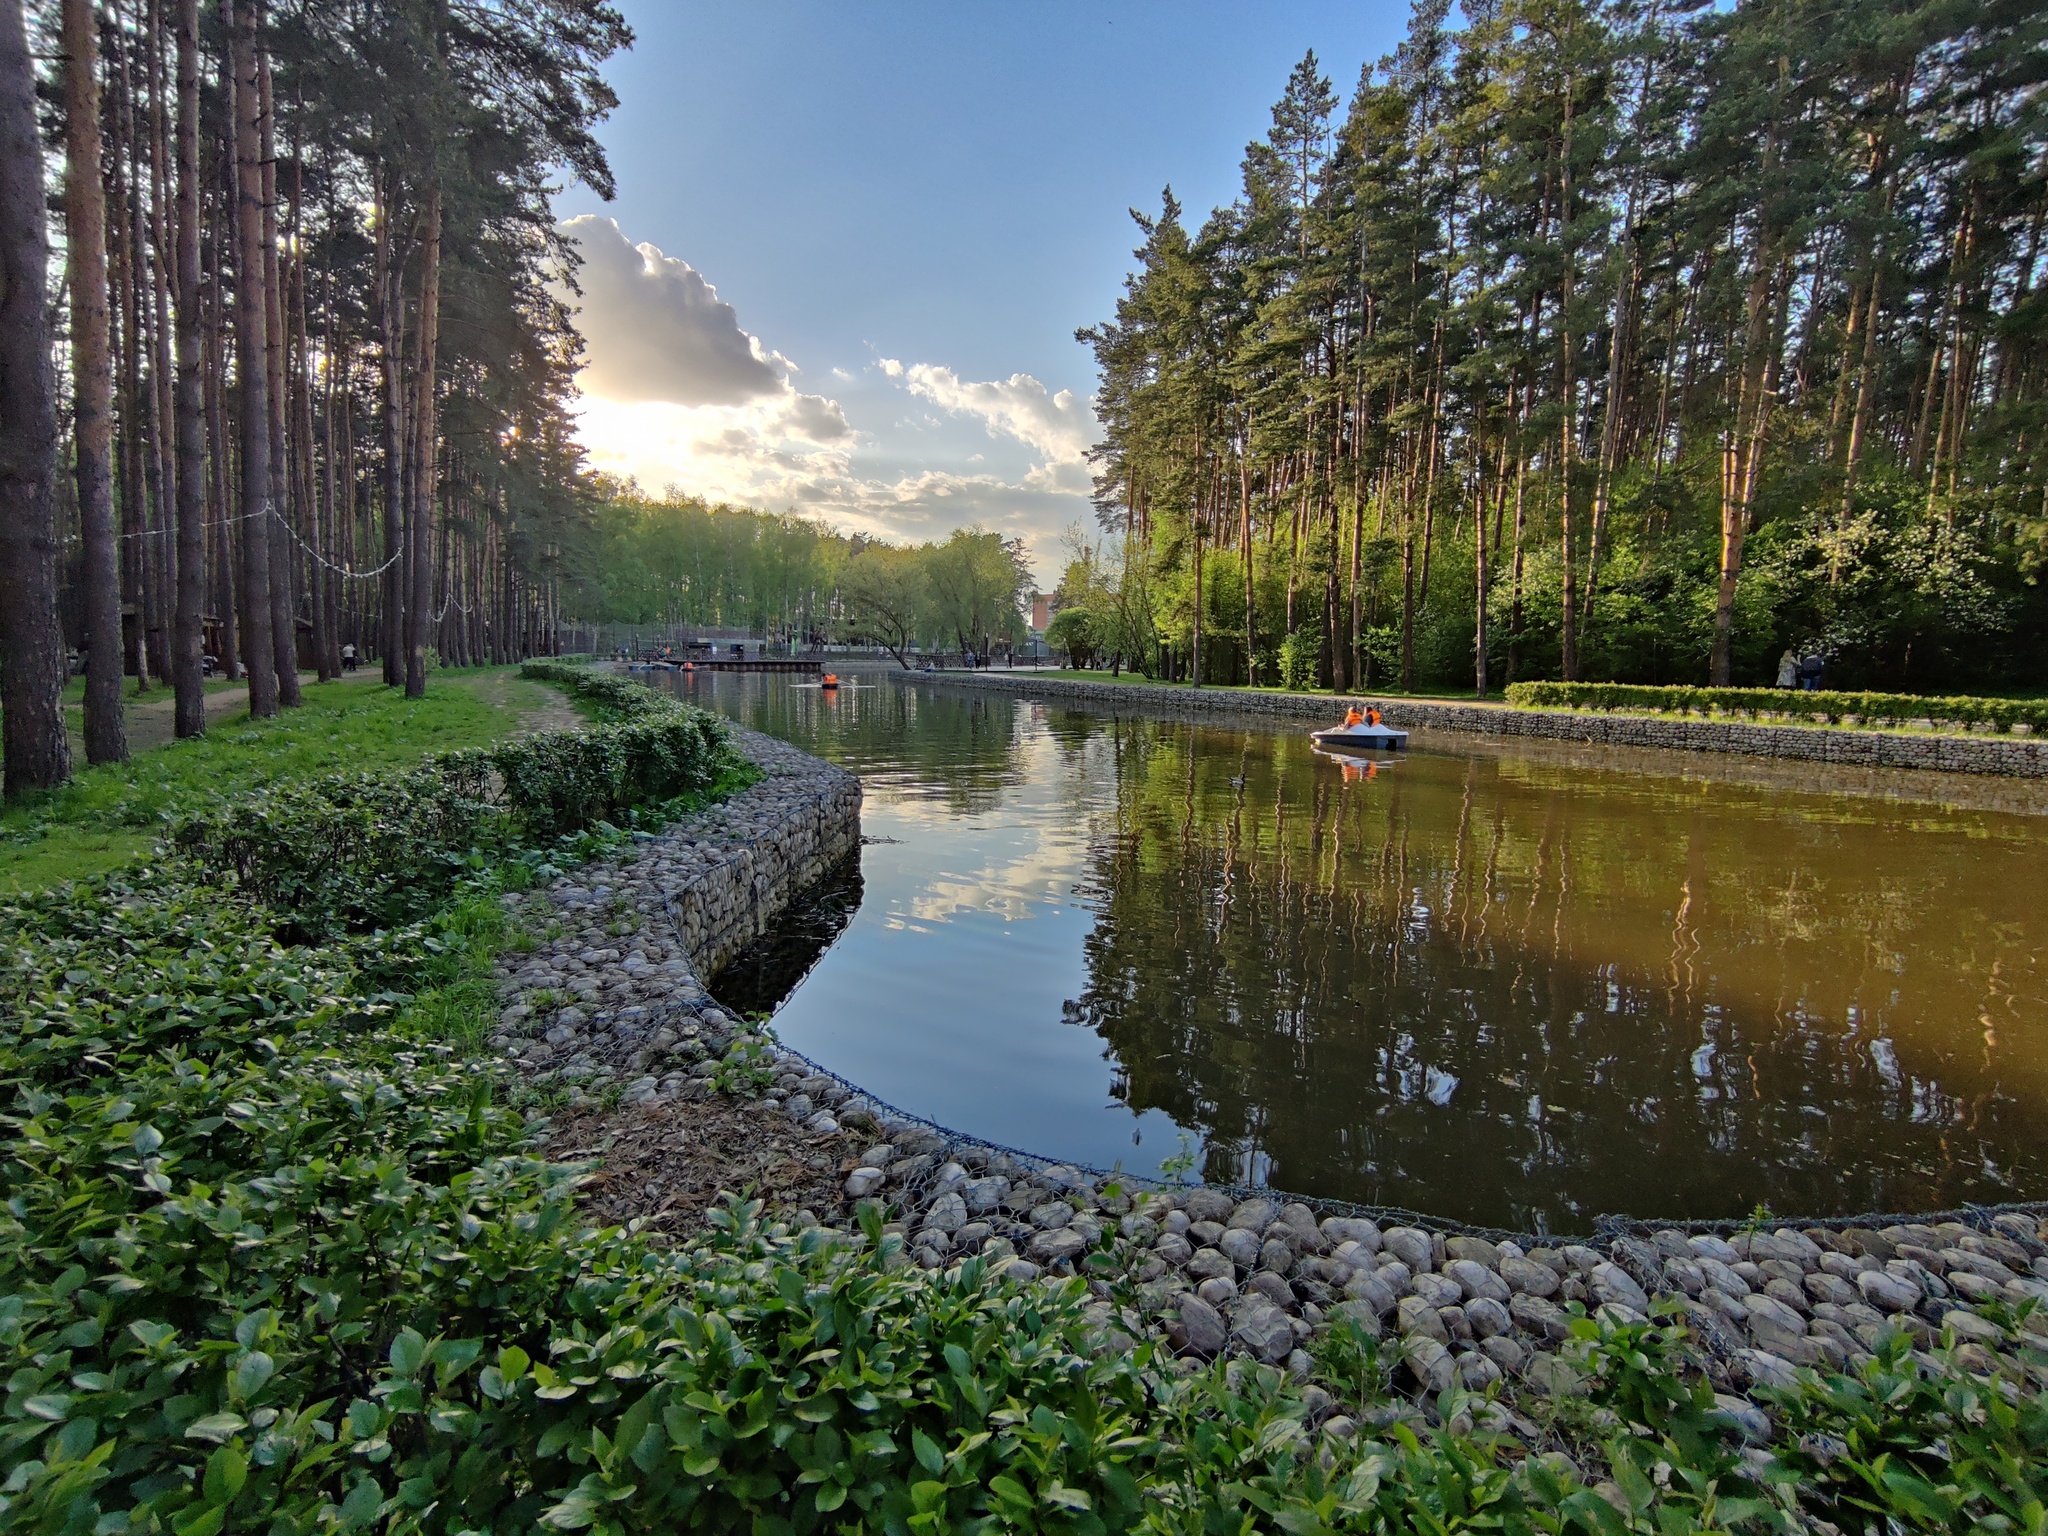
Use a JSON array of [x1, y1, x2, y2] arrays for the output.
[[1076, 0, 2048, 696]]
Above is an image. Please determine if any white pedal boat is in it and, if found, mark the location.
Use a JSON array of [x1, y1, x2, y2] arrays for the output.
[[1310, 720, 1408, 751]]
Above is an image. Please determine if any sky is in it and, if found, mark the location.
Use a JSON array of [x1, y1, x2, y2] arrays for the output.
[[552, 2, 1415, 581]]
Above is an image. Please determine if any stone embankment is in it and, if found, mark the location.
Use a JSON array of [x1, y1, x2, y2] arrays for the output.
[[490, 713, 2048, 1430], [488, 724, 860, 1108], [909, 671, 2048, 779]]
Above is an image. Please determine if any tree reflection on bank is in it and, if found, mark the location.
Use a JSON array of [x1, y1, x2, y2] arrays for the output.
[[1070, 714, 2047, 1229]]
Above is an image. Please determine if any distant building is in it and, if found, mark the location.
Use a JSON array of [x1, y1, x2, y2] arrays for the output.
[[1029, 592, 1050, 632]]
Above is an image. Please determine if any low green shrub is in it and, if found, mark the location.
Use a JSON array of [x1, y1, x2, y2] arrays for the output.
[[518, 659, 674, 722], [10, 665, 2048, 1536], [173, 705, 732, 936], [1503, 680, 2048, 734]]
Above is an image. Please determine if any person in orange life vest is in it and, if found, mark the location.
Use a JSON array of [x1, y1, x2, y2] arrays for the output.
[[1343, 706, 1364, 727]]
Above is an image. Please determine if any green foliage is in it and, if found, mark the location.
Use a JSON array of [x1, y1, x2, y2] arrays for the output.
[[1504, 680, 2048, 734], [1044, 607, 1100, 670], [1277, 628, 1324, 692]]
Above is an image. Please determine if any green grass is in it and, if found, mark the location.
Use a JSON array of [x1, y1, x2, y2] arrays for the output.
[[1, 667, 561, 890]]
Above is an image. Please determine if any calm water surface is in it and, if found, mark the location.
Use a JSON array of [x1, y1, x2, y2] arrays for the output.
[[672, 669, 2048, 1230]]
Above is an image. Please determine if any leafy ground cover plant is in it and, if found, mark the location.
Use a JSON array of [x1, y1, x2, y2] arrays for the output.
[[1504, 681, 2048, 734], [7, 672, 2048, 1536]]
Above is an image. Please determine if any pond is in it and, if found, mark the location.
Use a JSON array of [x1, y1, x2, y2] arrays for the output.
[[671, 668, 2048, 1232]]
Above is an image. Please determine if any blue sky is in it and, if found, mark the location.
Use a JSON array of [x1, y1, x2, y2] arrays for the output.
[[554, 1, 1413, 577]]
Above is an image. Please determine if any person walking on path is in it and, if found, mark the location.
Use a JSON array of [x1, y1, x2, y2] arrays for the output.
[[1799, 652, 1826, 691], [1776, 649, 1798, 689], [340, 642, 357, 673]]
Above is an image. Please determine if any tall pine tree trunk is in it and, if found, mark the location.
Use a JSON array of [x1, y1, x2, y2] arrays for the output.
[[0, 0, 73, 794], [170, 0, 205, 735], [259, 36, 299, 702], [405, 183, 441, 697], [66, 0, 129, 762], [377, 166, 406, 686], [225, 0, 278, 716]]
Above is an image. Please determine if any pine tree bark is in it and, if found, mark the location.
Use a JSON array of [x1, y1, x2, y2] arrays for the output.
[[224, 0, 278, 716], [0, 0, 74, 795], [405, 183, 441, 698], [376, 165, 406, 686], [65, 0, 130, 763], [258, 35, 299, 702], [170, 0, 205, 734]]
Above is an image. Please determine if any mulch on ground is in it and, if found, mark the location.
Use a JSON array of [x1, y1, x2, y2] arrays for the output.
[[546, 1091, 859, 1238]]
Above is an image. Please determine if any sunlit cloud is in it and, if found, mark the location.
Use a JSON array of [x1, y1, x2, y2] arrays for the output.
[[560, 221, 1095, 575]]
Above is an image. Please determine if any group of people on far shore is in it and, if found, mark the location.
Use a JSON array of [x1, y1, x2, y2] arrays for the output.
[[1776, 649, 1827, 691]]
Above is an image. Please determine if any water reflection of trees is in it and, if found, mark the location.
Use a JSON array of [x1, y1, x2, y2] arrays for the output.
[[1067, 717, 2048, 1229], [676, 674, 1026, 816]]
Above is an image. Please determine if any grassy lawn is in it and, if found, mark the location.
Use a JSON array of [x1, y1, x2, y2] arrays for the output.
[[2, 665, 566, 890]]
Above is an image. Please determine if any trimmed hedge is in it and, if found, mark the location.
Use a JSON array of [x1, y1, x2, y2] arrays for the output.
[[1504, 680, 2048, 734], [518, 658, 675, 721], [174, 671, 733, 936]]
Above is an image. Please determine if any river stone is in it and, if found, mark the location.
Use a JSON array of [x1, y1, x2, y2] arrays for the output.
[[1445, 1236, 1502, 1270], [1944, 1309, 2004, 1348], [1712, 1394, 1773, 1445], [1412, 1272, 1462, 1308], [1232, 1299, 1296, 1364], [844, 1167, 885, 1199], [1000, 1259, 1042, 1283], [1323, 1217, 1382, 1251], [1188, 1220, 1226, 1248], [1479, 1334, 1527, 1375], [1038, 1164, 1092, 1195], [1458, 1353, 1503, 1391], [1699, 1257, 1750, 1296], [1153, 1232, 1194, 1266], [1499, 1255, 1560, 1298], [963, 1176, 1010, 1213], [1197, 1276, 1238, 1307], [1689, 1234, 1741, 1265], [1183, 1189, 1234, 1224], [1511, 1293, 1571, 1342], [1259, 1239, 1295, 1274], [1227, 1197, 1279, 1232], [1219, 1228, 1263, 1271], [1342, 1271, 1399, 1315], [1029, 1200, 1073, 1230], [923, 1192, 969, 1234], [1447, 1259, 1511, 1304], [1383, 1227, 1434, 1272], [1743, 1293, 1807, 1338], [1027, 1227, 1088, 1266], [1591, 1263, 1649, 1313], [1465, 1296, 1512, 1339], [1402, 1337, 1455, 1394], [1734, 1349, 1800, 1393], [1248, 1272, 1297, 1312], [1560, 1244, 1605, 1276], [1948, 1271, 2001, 1305], [1857, 1269, 1921, 1313], [1187, 1247, 1234, 1282], [1662, 1258, 1706, 1296], [1397, 1295, 1450, 1344], [1277, 1203, 1326, 1251]]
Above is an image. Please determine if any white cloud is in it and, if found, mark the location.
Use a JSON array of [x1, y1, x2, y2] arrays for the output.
[[559, 219, 1093, 578], [899, 365, 1095, 466], [561, 215, 786, 406]]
